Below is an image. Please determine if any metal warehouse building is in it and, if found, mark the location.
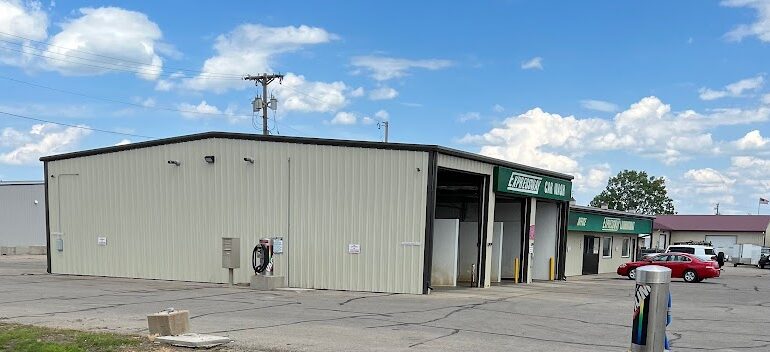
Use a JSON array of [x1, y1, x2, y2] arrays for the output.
[[0, 181, 46, 255], [41, 132, 573, 294]]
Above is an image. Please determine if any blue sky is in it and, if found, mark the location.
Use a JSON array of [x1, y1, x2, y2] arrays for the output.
[[1, 0, 770, 215]]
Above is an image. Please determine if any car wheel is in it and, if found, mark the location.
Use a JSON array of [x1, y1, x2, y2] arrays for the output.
[[761, 263, 765, 269], [628, 268, 636, 280], [683, 270, 698, 283]]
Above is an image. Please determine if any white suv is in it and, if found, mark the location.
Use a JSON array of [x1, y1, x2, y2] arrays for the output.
[[665, 245, 717, 262]]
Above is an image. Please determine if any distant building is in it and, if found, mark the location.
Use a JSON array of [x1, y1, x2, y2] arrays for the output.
[[565, 205, 654, 276], [651, 215, 770, 253], [0, 181, 46, 255]]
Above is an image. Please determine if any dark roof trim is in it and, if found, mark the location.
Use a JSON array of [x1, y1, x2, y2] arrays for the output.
[[40, 131, 573, 180], [570, 204, 656, 220]]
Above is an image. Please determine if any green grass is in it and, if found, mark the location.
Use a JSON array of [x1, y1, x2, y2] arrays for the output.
[[0, 324, 141, 352]]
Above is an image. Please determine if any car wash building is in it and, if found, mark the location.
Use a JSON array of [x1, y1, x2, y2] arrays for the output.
[[41, 132, 573, 294], [564, 205, 654, 276]]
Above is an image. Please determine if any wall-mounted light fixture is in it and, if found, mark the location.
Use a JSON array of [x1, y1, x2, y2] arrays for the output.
[[204, 155, 215, 164], [243, 157, 254, 164], [167, 160, 181, 166]]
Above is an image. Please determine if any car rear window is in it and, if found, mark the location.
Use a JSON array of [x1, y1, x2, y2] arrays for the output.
[[704, 248, 715, 255], [668, 246, 695, 254]]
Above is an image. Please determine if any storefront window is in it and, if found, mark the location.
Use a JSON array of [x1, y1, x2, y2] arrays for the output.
[[602, 237, 612, 258], [622, 238, 631, 257]]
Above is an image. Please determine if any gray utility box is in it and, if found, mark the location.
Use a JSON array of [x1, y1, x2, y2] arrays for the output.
[[221, 237, 240, 268]]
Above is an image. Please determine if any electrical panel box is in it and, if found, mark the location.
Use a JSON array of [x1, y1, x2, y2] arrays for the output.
[[222, 237, 240, 269]]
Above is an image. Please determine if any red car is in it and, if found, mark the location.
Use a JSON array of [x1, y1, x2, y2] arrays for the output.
[[617, 252, 720, 283]]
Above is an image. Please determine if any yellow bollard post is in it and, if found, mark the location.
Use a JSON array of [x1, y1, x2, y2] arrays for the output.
[[514, 257, 520, 284], [549, 257, 555, 281]]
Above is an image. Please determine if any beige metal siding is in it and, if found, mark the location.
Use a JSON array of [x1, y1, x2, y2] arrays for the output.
[[0, 183, 46, 246], [47, 138, 429, 294], [437, 153, 494, 176], [598, 235, 635, 274], [669, 231, 765, 246]]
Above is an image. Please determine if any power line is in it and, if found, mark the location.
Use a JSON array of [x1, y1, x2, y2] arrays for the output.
[[0, 74, 253, 119], [0, 31, 336, 104], [0, 110, 156, 139], [0, 43, 243, 81], [0, 75, 312, 136], [0, 32, 243, 79]]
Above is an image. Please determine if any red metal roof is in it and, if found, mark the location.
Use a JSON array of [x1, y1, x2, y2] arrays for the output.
[[654, 215, 770, 232]]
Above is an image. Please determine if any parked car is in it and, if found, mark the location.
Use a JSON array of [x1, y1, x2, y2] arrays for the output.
[[760, 254, 770, 269], [665, 245, 717, 262], [617, 253, 721, 283]]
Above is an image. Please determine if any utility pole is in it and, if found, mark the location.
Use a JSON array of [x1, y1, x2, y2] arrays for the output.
[[244, 73, 284, 135], [714, 203, 720, 215], [377, 121, 389, 142]]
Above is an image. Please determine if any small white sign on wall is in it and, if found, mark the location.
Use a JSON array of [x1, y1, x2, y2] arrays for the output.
[[97, 237, 107, 246], [348, 243, 361, 254], [273, 238, 284, 254]]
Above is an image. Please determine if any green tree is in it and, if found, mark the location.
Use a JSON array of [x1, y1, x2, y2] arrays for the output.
[[589, 170, 675, 215]]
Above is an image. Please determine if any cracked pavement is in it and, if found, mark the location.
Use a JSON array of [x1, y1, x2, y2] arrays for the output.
[[1, 255, 769, 351]]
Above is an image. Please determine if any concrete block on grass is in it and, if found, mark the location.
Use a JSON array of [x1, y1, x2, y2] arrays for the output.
[[147, 309, 189, 336]]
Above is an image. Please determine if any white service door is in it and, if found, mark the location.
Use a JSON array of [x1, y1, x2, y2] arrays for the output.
[[706, 235, 737, 255]]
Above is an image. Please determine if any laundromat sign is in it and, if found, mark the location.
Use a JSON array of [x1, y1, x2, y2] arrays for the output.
[[568, 211, 653, 234], [493, 166, 572, 201]]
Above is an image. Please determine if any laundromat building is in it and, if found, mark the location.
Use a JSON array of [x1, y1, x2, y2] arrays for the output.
[[41, 132, 573, 294]]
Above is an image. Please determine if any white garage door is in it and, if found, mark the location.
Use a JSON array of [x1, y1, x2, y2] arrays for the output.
[[706, 235, 737, 255]]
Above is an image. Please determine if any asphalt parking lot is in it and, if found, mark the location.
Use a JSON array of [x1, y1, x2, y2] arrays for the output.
[[1, 255, 769, 351]]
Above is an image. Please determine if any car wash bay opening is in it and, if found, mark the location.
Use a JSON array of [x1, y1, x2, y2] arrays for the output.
[[428, 162, 572, 291], [41, 133, 573, 295]]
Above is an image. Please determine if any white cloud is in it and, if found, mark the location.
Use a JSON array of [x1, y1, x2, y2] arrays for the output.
[[734, 130, 770, 150], [330, 111, 356, 125], [0, 0, 48, 66], [272, 73, 348, 113], [722, 0, 770, 42], [460, 96, 770, 176], [0, 127, 30, 146], [683, 168, 736, 194], [350, 87, 365, 97], [570, 164, 612, 193], [361, 116, 376, 125], [0, 123, 90, 164], [492, 104, 504, 113], [521, 57, 543, 70], [43, 7, 167, 80], [375, 109, 389, 120], [0, 0, 48, 41], [350, 55, 452, 81], [114, 139, 131, 146], [732, 155, 770, 170], [458, 112, 481, 123], [178, 100, 224, 119], [698, 75, 764, 100], [184, 24, 336, 92], [368, 86, 398, 100], [763, 93, 770, 105], [580, 99, 618, 112]]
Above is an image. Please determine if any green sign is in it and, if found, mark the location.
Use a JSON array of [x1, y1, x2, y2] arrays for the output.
[[568, 211, 653, 234], [493, 166, 572, 201]]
